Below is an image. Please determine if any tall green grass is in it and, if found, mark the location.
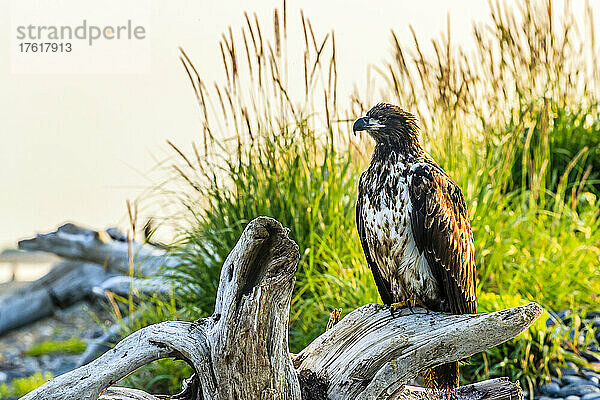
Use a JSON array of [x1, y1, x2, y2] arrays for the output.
[[169, 10, 376, 345], [122, 0, 600, 393]]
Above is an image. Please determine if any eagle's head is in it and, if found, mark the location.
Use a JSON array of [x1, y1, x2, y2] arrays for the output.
[[353, 103, 420, 146]]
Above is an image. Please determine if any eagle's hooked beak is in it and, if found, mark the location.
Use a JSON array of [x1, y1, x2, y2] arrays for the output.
[[353, 116, 384, 136], [353, 117, 368, 135]]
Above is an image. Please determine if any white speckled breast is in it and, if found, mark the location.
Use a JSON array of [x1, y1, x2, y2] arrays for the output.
[[360, 154, 440, 306]]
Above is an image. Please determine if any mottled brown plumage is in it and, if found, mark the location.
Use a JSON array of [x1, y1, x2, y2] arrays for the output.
[[354, 103, 477, 390]]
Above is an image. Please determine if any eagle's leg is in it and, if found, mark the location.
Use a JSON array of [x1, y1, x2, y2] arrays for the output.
[[423, 362, 460, 394]]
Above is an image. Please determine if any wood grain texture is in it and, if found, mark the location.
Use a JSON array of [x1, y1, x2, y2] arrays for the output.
[[100, 387, 163, 400], [295, 303, 541, 399], [399, 378, 523, 400]]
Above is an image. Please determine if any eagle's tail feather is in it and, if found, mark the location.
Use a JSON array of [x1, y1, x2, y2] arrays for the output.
[[423, 362, 459, 392]]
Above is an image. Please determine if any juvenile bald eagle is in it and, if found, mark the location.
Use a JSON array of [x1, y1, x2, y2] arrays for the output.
[[354, 103, 477, 390]]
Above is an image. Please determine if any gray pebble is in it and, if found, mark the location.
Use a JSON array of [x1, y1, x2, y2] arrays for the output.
[[582, 394, 600, 400], [540, 382, 562, 396], [553, 376, 564, 385], [564, 375, 593, 385], [563, 367, 581, 376], [561, 384, 600, 397]]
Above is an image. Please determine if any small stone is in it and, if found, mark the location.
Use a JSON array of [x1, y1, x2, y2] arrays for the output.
[[540, 382, 562, 396], [85, 328, 104, 339], [22, 357, 40, 375], [566, 396, 581, 400], [563, 363, 581, 376], [558, 309, 573, 319], [582, 394, 600, 400], [564, 375, 593, 385], [0, 371, 7, 383], [561, 384, 600, 397], [552, 376, 564, 386], [583, 371, 600, 386], [39, 326, 53, 337], [564, 367, 582, 375]]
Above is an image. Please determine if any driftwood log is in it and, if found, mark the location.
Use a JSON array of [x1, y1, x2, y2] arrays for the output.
[[18, 223, 174, 275], [0, 224, 178, 337], [23, 217, 541, 400]]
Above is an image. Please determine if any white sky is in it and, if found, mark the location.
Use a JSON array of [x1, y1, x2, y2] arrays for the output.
[[0, 1, 596, 247]]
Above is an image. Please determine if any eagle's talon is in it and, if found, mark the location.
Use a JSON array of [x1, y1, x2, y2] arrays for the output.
[[388, 301, 408, 318], [389, 301, 408, 311]]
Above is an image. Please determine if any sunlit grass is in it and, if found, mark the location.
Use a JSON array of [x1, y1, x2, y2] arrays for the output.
[[25, 337, 87, 357], [0, 372, 52, 399]]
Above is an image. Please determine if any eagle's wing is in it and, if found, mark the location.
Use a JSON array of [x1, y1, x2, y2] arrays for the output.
[[356, 172, 394, 305], [409, 163, 477, 314]]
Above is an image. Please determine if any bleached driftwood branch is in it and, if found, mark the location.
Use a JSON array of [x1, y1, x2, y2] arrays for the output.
[[77, 310, 143, 367], [0, 224, 180, 337], [18, 223, 177, 275], [0, 260, 114, 335], [23, 217, 541, 400], [294, 303, 539, 399], [398, 378, 523, 399]]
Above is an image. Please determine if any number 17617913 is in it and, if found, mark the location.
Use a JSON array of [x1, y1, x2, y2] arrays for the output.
[[19, 42, 72, 52]]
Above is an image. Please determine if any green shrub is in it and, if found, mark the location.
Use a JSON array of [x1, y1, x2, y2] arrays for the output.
[[117, 359, 192, 395], [502, 101, 600, 195], [0, 372, 52, 398]]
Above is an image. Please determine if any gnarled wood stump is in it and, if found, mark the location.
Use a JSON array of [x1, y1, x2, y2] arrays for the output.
[[22, 217, 542, 400]]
